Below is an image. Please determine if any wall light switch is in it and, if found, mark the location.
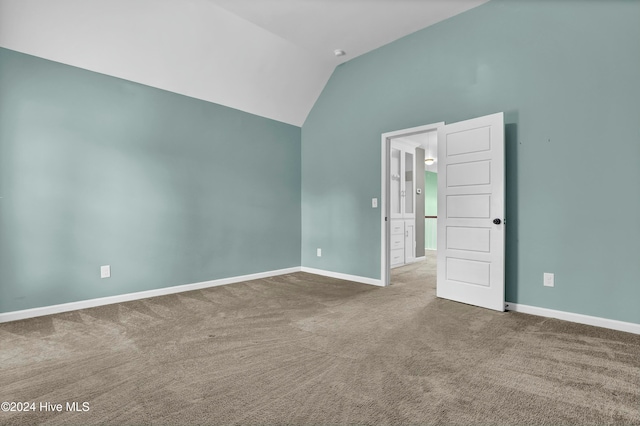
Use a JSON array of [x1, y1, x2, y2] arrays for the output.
[[372, 198, 378, 208], [317, 248, 322, 257], [101, 265, 111, 279], [543, 272, 554, 287]]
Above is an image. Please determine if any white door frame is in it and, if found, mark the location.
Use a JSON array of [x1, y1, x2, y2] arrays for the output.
[[380, 122, 444, 286]]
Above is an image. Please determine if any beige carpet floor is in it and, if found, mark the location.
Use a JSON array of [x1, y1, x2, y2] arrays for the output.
[[1, 252, 639, 425]]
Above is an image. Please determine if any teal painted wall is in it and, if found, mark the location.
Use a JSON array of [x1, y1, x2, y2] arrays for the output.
[[302, 0, 640, 323], [424, 172, 437, 216], [0, 48, 301, 313], [424, 171, 437, 250]]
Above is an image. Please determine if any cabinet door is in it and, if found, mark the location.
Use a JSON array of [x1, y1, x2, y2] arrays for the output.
[[404, 150, 415, 218], [404, 221, 415, 263], [390, 146, 403, 220], [391, 143, 417, 219]]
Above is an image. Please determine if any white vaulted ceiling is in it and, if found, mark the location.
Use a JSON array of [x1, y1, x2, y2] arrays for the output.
[[0, 0, 488, 126]]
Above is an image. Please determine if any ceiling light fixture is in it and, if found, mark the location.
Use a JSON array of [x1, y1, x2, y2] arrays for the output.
[[334, 49, 346, 57], [425, 134, 436, 166]]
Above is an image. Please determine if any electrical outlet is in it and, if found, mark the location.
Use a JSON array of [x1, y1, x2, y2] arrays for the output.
[[372, 198, 378, 208], [101, 265, 111, 279], [317, 248, 322, 257], [543, 272, 554, 287]]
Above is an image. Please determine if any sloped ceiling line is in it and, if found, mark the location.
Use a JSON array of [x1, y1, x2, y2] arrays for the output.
[[0, 0, 488, 126]]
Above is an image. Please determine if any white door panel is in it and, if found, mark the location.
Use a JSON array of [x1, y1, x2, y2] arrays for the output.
[[446, 126, 492, 156], [447, 194, 491, 218], [437, 112, 505, 312], [446, 227, 491, 252], [447, 160, 491, 187], [446, 257, 491, 287]]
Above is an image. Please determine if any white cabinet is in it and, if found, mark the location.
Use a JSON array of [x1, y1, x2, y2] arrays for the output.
[[390, 219, 416, 267], [390, 141, 417, 267]]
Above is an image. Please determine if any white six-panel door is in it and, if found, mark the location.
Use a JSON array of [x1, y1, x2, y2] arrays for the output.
[[437, 112, 505, 311]]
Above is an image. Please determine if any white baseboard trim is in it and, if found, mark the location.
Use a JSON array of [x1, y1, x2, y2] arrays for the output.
[[0, 267, 301, 324], [414, 256, 426, 262], [300, 267, 384, 287], [505, 302, 640, 335]]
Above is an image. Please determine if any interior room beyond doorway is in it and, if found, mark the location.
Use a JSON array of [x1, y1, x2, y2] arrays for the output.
[[381, 122, 441, 286]]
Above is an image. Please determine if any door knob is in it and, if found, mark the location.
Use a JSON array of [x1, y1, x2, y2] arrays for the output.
[[493, 218, 502, 225]]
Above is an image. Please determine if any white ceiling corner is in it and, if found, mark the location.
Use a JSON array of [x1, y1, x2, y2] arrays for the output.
[[0, 0, 488, 126]]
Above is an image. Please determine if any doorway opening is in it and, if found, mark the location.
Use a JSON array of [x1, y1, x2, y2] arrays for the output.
[[381, 113, 506, 311], [380, 122, 443, 286]]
